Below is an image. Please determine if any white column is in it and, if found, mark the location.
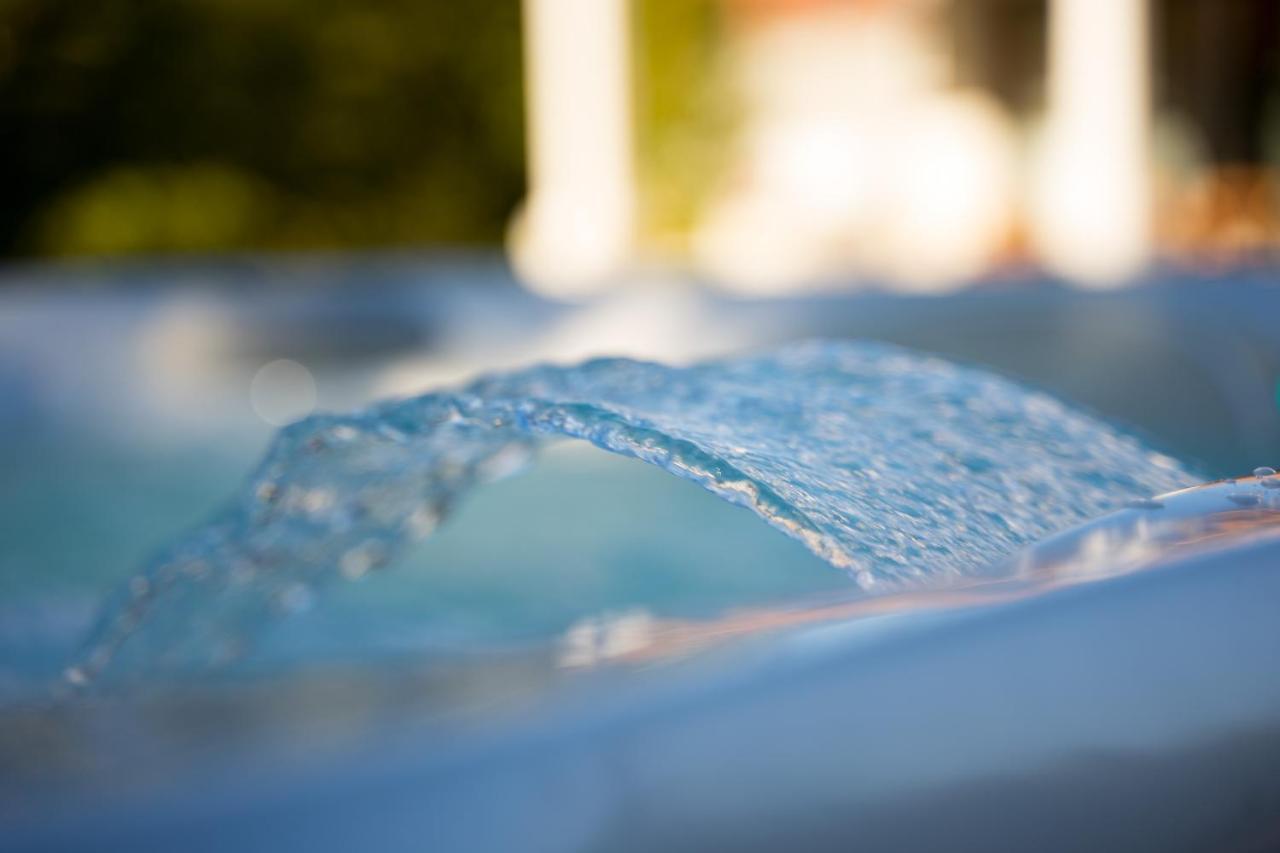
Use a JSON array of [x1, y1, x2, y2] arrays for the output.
[[511, 0, 636, 298], [1032, 0, 1152, 286]]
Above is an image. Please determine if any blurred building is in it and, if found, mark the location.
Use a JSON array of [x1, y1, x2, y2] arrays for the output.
[[513, 0, 1280, 296]]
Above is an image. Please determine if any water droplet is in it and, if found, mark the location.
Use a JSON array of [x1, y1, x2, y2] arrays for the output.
[[1254, 466, 1277, 480], [404, 505, 441, 539], [339, 541, 388, 580], [330, 425, 359, 443], [273, 583, 314, 614], [301, 488, 335, 514]]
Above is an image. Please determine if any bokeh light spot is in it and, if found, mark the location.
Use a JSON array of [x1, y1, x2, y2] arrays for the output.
[[250, 359, 317, 426]]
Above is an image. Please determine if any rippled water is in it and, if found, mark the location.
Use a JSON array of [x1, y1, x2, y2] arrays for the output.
[[69, 341, 1192, 687]]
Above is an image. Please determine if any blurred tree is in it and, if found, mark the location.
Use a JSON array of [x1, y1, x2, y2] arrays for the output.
[[0, 0, 524, 259], [633, 0, 733, 252]]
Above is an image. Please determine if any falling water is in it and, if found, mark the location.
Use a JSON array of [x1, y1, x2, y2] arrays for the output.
[[69, 341, 1192, 686]]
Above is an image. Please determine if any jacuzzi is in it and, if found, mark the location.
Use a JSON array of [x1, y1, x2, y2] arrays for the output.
[[2, 257, 1278, 851]]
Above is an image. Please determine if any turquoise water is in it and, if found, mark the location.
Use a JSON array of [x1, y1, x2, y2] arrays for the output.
[[67, 341, 1193, 688]]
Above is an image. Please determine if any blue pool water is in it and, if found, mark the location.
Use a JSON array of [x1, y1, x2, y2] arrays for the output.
[[3, 262, 1279, 850], [69, 341, 1192, 689]]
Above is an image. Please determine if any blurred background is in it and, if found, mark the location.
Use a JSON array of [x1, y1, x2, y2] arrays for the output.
[[1, 0, 1279, 293]]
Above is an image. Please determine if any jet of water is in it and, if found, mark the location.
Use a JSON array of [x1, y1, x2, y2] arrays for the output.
[[69, 341, 1192, 687]]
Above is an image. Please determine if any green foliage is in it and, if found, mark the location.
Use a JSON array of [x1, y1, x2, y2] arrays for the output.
[[633, 0, 734, 249], [0, 0, 525, 257]]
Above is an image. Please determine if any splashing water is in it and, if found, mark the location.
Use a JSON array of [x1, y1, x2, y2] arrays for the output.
[[70, 341, 1192, 686]]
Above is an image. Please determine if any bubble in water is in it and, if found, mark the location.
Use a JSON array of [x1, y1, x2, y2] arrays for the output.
[[404, 505, 442, 540], [1254, 466, 1276, 478]]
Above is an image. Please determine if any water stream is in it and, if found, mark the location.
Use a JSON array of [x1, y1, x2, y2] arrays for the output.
[[69, 341, 1193, 687]]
